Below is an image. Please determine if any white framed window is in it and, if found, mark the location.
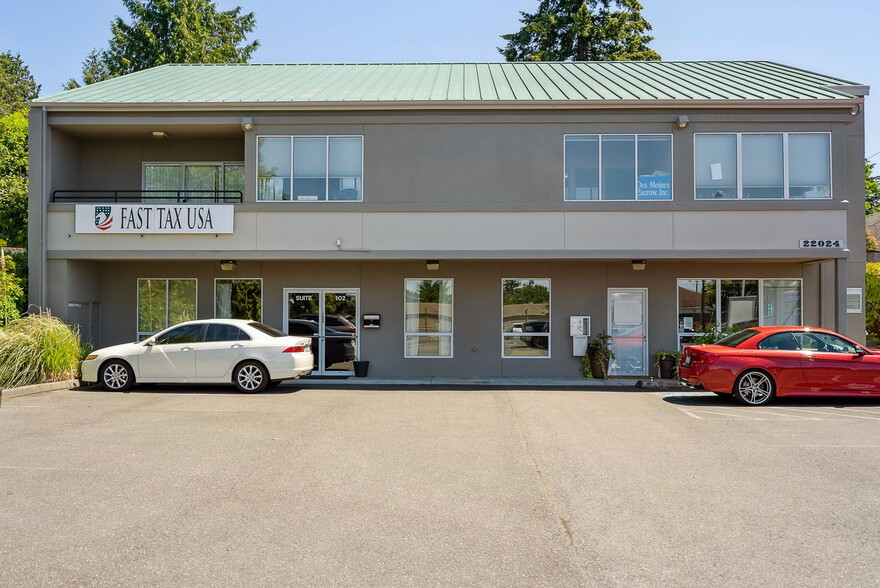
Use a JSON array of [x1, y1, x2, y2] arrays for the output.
[[404, 279, 453, 358], [676, 278, 802, 348], [564, 134, 672, 200], [847, 288, 863, 313], [502, 279, 550, 358], [137, 278, 197, 340], [142, 162, 244, 202], [257, 136, 363, 202], [694, 133, 831, 199], [215, 278, 263, 322]]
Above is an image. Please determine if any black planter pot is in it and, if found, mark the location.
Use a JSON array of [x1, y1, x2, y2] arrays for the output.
[[353, 360, 370, 377], [658, 357, 676, 379], [588, 353, 609, 379]]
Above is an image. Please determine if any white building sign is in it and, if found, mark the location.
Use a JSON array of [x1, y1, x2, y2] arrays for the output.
[[75, 204, 234, 234]]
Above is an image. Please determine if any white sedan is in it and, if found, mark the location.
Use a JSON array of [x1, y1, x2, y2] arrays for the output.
[[81, 319, 313, 393]]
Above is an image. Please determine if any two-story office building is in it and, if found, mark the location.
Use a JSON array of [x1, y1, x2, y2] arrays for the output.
[[28, 62, 868, 378]]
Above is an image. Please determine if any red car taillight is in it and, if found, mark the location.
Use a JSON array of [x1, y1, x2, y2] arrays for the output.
[[283, 345, 310, 353]]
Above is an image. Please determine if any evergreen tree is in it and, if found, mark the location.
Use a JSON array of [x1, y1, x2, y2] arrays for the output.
[[66, 0, 258, 88], [866, 160, 880, 216], [0, 51, 41, 115], [500, 0, 660, 62]]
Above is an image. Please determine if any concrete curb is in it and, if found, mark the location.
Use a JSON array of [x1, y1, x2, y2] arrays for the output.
[[2, 379, 80, 400], [635, 378, 690, 390]]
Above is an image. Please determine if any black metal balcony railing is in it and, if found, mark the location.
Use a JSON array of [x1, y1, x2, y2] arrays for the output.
[[52, 190, 244, 203]]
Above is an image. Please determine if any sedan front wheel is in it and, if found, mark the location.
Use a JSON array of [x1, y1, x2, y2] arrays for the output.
[[234, 361, 269, 393], [733, 369, 776, 406], [100, 360, 134, 392]]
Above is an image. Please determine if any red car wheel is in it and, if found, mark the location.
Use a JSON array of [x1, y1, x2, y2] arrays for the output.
[[733, 369, 776, 406]]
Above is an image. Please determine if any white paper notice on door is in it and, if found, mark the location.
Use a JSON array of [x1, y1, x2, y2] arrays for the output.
[[710, 163, 723, 181], [613, 300, 643, 326]]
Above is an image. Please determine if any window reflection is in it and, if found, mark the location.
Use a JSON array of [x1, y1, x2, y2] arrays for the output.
[[405, 279, 453, 357], [502, 279, 550, 357]]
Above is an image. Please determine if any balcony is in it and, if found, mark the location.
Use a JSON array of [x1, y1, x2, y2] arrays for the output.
[[52, 190, 243, 204]]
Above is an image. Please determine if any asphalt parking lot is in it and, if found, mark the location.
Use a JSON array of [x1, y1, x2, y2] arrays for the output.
[[2, 385, 879, 587]]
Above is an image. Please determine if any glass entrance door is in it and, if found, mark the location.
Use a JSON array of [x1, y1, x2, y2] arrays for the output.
[[608, 288, 648, 377], [284, 289, 358, 375]]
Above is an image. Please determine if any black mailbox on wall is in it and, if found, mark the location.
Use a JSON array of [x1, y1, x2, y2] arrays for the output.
[[363, 314, 380, 329]]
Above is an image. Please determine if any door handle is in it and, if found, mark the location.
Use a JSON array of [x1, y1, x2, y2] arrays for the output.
[[231, 344, 244, 349], [181, 347, 193, 352]]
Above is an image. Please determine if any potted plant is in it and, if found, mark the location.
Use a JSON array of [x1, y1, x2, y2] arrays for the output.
[[582, 330, 614, 379], [654, 350, 681, 379]]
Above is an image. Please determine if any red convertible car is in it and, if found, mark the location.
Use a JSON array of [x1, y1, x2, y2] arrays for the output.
[[679, 326, 880, 406]]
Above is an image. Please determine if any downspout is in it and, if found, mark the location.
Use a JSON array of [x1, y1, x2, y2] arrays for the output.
[[40, 106, 48, 309]]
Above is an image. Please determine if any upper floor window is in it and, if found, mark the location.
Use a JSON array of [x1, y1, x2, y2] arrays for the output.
[[257, 136, 363, 202], [143, 162, 244, 203], [695, 133, 830, 199], [565, 134, 672, 201]]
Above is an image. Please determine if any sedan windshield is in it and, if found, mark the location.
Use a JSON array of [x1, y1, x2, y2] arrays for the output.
[[715, 329, 760, 348]]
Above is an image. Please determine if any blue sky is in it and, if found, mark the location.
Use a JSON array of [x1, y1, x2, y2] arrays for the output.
[[7, 0, 878, 160]]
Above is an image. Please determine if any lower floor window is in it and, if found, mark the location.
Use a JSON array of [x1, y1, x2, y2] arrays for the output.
[[677, 278, 802, 347], [215, 279, 263, 321], [502, 279, 550, 357], [405, 279, 453, 357], [137, 278, 197, 339]]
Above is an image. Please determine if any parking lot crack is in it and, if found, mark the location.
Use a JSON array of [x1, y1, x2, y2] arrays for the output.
[[502, 391, 576, 547]]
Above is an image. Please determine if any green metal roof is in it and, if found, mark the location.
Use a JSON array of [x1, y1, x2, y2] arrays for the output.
[[33, 62, 864, 107]]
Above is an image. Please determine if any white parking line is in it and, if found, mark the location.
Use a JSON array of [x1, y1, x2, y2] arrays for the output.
[[768, 406, 880, 421], [678, 408, 767, 420], [834, 407, 880, 415], [677, 409, 704, 420], [0, 465, 98, 471]]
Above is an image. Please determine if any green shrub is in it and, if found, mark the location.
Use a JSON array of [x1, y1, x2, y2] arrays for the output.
[[866, 263, 880, 345], [0, 309, 83, 388]]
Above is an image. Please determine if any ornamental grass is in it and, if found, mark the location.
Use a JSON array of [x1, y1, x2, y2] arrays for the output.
[[0, 309, 83, 389]]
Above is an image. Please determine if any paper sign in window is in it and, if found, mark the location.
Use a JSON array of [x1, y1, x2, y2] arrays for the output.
[[710, 163, 723, 181], [613, 300, 643, 326]]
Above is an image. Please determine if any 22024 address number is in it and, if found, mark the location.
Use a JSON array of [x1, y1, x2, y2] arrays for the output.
[[800, 239, 842, 248]]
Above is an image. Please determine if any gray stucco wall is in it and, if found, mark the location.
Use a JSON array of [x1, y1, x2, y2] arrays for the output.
[[57, 258, 813, 377]]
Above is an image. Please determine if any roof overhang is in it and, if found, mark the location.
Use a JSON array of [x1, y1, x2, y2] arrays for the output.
[[30, 98, 865, 113]]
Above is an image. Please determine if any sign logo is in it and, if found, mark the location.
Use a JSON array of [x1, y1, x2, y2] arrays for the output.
[[94, 206, 113, 231]]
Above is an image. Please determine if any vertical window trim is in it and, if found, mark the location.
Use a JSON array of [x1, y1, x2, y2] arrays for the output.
[[213, 277, 264, 322], [564, 133, 674, 202], [501, 278, 552, 359], [403, 278, 454, 359], [256, 135, 364, 203], [136, 278, 198, 340], [693, 132, 832, 200]]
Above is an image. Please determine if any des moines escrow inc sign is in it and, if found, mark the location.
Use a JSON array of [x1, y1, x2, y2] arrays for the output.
[[75, 205, 234, 234]]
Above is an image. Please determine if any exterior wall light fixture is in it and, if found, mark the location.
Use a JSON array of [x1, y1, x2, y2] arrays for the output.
[[677, 115, 690, 128], [426, 260, 440, 271], [152, 131, 168, 139], [631, 260, 646, 271], [241, 117, 254, 131], [220, 260, 237, 271]]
